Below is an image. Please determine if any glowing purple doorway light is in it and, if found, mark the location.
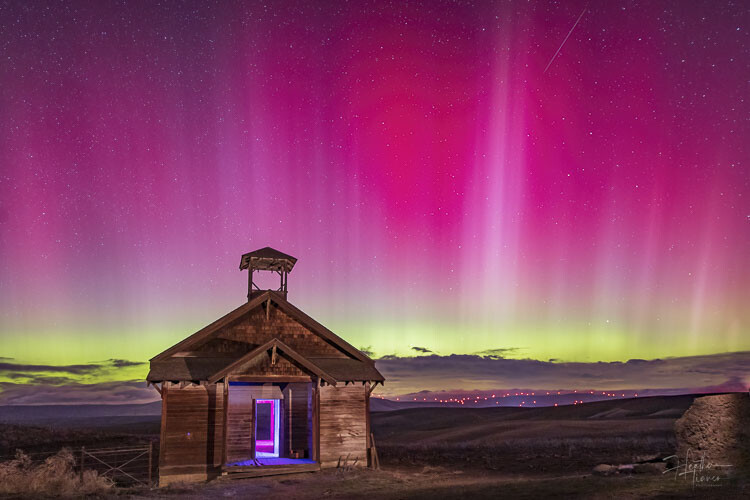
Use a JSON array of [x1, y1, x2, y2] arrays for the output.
[[255, 399, 280, 457]]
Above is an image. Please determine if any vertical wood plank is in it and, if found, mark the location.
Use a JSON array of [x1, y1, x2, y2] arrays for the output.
[[288, 387, 293, 456], [250, 397, 256, 459], [318, 384, 367, 468], [222, 380, 229, 466], [312, 380, 320, 462], [159, 382, 168, 468], [247, 267, 253, 302], [225, 385, 255, 463], [365, 382, 371, 467]]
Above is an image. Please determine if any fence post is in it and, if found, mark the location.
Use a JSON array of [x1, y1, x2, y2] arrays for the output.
[[148, 441, 153, 488], [79, 446, 85, 483], [370, 433, 380, 469]]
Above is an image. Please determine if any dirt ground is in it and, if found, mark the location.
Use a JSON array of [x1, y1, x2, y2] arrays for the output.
[[119, 465, 747, 499]]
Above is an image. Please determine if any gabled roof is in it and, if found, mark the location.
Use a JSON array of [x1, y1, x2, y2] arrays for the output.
[[206, 338, 338, 385], [240, 247, 297, 272], [151, 291, 370, 364], [151, 292, 271, 361], [146, 357, 236, 382], [147, 340, 384, 384], [269, 292, 370, 363]]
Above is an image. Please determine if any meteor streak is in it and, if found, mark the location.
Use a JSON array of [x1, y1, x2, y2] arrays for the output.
[[544, 6, 588, 74]]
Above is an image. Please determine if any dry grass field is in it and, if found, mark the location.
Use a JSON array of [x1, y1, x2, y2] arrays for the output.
[[370, 395, 695, 475], [1, 393, 747, 498]]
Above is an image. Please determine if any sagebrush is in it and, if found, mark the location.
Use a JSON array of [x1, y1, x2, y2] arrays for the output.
[[0, 448, 113, 496]]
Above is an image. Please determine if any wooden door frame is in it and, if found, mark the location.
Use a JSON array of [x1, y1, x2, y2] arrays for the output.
[[250, 396, 256, 459], [222, 379, 319, 465], [312, 379, 320, 463]]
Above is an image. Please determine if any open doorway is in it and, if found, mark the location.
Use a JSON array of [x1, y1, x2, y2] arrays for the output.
[[254, 399, 280, 457], [225, 382, 314, 468]]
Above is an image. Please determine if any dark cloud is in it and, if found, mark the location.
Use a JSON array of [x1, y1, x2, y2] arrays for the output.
[[107, 359, 146, 368], [358, 346, 375, 357], [374, 351, 750, 394], [0, 380, 158, 405], [475, 347, 524, 359], [0, 359, 150, 403], [0, 362, 100, 375], [411, 346, 433, 354], [4, 374, 75, 385], [0, 358, 145, 377]]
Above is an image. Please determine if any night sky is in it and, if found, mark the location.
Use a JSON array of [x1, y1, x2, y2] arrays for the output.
[[1, 1, 748, 403]]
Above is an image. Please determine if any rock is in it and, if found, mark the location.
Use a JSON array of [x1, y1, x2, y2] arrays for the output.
[[674, 394, 750, 472], [617, 464, 635, 473], [633, 462, 667, 474], [593, 464, 616, 476], [634, 454, 661, 463]]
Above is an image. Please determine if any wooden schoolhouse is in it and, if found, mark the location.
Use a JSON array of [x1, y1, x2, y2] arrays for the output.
[[147, 247, 384, 484]]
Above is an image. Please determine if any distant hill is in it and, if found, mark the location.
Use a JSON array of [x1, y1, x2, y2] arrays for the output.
[[373, 394, 700, 420], [0, 398, 432, 424], [0, 401, 161, 424], [370, 398, 431, 411], [0, 393, 720, 426], [371, 394, 707, 446]]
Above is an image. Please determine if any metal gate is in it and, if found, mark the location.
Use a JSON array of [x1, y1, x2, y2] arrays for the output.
[[79, 442, 154, 487]]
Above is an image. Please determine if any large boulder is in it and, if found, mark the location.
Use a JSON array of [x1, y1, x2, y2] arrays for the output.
[[674, 393, 750, 474]]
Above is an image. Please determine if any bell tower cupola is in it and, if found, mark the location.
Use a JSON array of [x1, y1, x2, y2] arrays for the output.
[[239, 247, 297, 301]]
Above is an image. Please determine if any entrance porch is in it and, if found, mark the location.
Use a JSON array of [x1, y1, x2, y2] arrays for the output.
[[223, 380, 317, 478]]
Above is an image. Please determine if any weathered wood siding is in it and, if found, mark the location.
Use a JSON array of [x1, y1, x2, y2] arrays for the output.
[[319, 384, 367, 468], [284, 383, 311, 457], [160, 383, 225, 475], [194, 305, 348, 358], [233, 352, 309, 378], [225, 385, 254, 463]]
